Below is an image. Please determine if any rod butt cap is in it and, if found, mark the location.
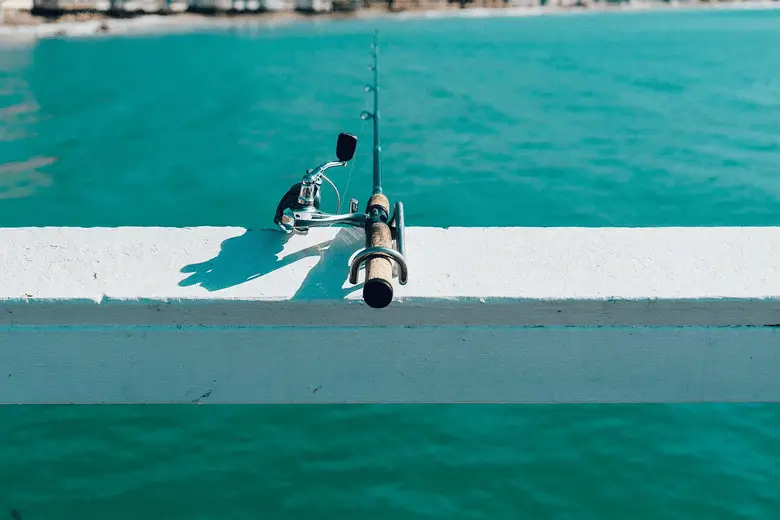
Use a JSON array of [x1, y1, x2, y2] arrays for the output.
[[364, 278, 393, 309]]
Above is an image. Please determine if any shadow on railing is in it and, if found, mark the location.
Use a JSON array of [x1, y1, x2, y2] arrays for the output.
[[178, 227, 364, 300]]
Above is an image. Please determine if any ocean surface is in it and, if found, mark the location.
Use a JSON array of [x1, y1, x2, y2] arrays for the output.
[[2, 7, 780, 519]]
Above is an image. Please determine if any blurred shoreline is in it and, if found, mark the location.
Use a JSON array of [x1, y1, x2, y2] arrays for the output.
[[0, 0, 779, 41]]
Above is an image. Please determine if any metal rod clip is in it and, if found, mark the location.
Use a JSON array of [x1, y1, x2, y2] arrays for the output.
[[349, 246, 408, 286], [349, 201, 408, 286]]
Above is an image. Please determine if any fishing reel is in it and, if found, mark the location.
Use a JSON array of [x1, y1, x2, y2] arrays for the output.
[[273, 132, 408, 309], [274, 133, 365, 234]]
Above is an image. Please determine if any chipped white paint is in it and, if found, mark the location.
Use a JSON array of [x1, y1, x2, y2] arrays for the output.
[[1, 226, 780, 404]]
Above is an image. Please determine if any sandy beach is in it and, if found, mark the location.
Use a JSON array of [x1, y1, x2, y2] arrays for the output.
[[0, 0, 778, 42]]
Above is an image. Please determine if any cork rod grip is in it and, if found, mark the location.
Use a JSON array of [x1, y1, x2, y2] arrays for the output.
[[363, 194, 394, 309]]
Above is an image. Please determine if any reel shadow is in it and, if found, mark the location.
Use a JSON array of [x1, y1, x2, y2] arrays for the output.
[[178, 227, 364, 300]]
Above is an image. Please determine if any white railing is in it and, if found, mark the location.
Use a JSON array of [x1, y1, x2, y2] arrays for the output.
[[1, 226, 779, 404]]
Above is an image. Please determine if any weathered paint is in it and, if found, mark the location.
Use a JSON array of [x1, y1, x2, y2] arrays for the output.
[[3, 327, 780, 404], [1, 226, 779, 403]]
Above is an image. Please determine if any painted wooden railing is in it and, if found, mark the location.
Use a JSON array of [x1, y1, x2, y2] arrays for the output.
[[1, 226, 779, 404]]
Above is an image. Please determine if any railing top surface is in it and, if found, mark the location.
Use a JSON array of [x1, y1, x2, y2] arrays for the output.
[[1, 226, 779, 326]]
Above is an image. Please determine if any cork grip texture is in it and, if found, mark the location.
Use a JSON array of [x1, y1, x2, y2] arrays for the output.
[[364, 194, 394, 308]]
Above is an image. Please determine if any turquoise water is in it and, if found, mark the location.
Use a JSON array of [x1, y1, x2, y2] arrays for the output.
[[2, 8, 780, 519], [1, 9, 780, 227]]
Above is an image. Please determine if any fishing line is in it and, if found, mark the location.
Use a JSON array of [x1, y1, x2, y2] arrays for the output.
[[339, 157, 355, 212], [338, 57, 374, 213], [332, 120, 365, 216], [322, 173, 341, 214]]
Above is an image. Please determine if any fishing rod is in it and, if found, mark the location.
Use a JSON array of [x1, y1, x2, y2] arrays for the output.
[[273, 31, 408, 309]]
